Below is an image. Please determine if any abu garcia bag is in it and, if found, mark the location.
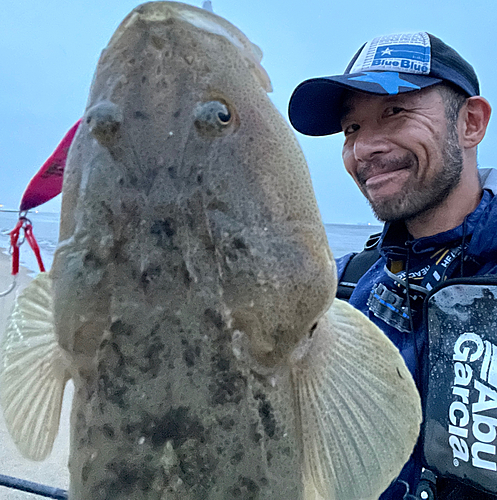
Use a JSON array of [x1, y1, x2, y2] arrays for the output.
[[422, 277, 497, 498]]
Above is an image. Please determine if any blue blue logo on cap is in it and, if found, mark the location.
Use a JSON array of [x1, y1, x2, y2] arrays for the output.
[[347, 72, 421, 94], [349, 33, 432, 76], [375, 44, 430, 64]]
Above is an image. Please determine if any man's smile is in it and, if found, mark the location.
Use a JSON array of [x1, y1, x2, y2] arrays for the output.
[[364, 168, 410, 190]]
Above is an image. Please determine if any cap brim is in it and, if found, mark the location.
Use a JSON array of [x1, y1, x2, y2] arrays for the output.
[[288, 72, 442, 137]]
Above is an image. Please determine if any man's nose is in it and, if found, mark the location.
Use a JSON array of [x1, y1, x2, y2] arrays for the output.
[[353, 128, 391, 162]]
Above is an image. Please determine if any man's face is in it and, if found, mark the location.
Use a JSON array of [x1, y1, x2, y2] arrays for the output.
[[340, 86, 464, 223]]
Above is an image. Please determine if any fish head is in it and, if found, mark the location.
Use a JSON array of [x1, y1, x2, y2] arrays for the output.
[[60, 1, 336, 365]]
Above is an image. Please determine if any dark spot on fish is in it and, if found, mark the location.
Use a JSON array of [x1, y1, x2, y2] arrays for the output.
[[184, 346, 197, 367], [186, 212, 196, 231], [102, 424, 115, 440], [230, 476, 260, 499], [207, 198, 230, 213], [150, 219, 175, 247], [109, 236, 127, 264], [106, 462, 140, 486], [173, 110, 181, 118], [123, 421, 141, 437], [266, 451, 272, 465], [91, 463, 154, 498], [181, 339, 201, 368], [232, 237, 247, 250], [255, 393, 277, 438], [230, 450, 244, 465], [197, 172, 203, 184], [139, 340, 164, 377], [215, 356, 230, 372], [151, 35, 165, 50], [140, 265, 162, 292], [134, 110, 148, 119], [81, 460, 91, 483], [250, 423, 262, 444], [99, 373, 128, 408], [204, 308, 224, 329], [141, 75, 147, 84], [209, 369, 246, 405], [179, 261, 192, 287], [83, 250, 102, 269], [176, 444, 218, 492], [249, 136, 254, 142], [110, 320, 132, 337], [282, 446, 292, 457], [168, 166, 177, 179], [146, 407, 206, 449], [128, 58, 136, 65], [217, 416, 235, 431], [97, 342, 130, 408], [75, 410, 86, 431]]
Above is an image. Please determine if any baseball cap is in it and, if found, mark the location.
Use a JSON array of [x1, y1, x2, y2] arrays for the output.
[[288, 32, 480, 136]]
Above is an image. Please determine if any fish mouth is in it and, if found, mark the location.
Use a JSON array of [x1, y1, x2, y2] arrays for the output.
[[106, 1, 272, 92], [113, 3, 244, 50]]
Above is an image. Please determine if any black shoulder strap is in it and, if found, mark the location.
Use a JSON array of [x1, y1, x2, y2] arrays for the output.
[[336, 232, 381, 301]]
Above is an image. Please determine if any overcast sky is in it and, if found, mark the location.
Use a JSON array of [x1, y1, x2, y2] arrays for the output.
[[1, 0, 496, 223]]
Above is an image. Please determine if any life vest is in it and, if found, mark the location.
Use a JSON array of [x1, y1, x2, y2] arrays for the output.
[[336, 231, 381, 300]]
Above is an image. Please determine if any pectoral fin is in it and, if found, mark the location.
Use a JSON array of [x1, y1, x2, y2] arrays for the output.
[[292, 299, 422, 500], [0, 272, 69, 461]]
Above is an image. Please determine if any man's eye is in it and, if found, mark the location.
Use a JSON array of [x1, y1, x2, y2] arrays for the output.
[[386, 106, 404, 116], [343, 123, 360, 136]]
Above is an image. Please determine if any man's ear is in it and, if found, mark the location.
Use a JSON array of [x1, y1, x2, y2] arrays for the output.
[[460, 96, 492, 148]]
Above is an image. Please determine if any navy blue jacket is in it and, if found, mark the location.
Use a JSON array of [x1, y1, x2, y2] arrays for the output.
[[335, 168, 497, 499]]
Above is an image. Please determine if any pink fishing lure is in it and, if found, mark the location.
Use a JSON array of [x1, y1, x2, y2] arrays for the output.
[[20, 120, 81, 211]]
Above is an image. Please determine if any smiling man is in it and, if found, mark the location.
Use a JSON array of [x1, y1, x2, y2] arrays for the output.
[[289, 33, 497, 499]]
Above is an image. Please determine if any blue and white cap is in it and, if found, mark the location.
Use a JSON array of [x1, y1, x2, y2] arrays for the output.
[[289, 32, 480, 136]]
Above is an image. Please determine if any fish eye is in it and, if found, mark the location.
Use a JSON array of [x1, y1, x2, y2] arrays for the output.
[[217, 108, 231, 123], [194, 100, 236, 136]]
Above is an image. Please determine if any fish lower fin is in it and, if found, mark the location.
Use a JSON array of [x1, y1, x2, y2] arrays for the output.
[[0, 272, 69, 461], [292, 299, 422, 500]]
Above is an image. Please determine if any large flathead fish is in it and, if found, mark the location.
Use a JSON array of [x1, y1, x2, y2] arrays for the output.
[[0, 3, 421, 499]]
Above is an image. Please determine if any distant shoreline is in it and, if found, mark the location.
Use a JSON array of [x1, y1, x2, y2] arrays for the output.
[[0, 209, 382, 227]]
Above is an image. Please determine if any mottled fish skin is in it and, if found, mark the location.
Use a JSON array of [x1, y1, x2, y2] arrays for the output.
[[51, 2, 334, 498]]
